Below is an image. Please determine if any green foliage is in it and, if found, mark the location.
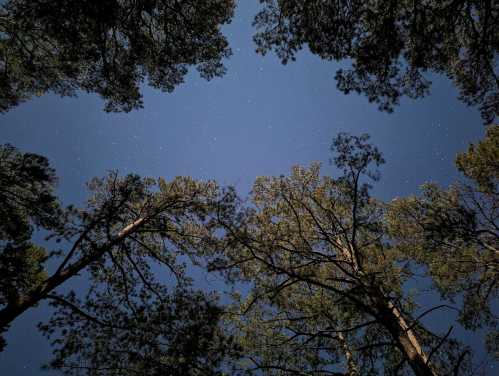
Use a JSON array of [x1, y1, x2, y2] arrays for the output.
[[1, 132, 496, 373], [0, 144, 61, 349], [0, 243, 48, 305], [206, 134, 472, 375], [456, 125, 499, 193], [40, 287, 236, 375], [0, 0, 235, 112], [0, 143, 61, 242], [253, 0, 499, 123], [0, 145, 241, 373], [36, 172, 240, 374], [388, 184, 497, 329], [387, 126, 498, 353]]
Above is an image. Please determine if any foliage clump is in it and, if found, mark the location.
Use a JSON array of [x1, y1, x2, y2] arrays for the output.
[[0, 0, 235, 112]]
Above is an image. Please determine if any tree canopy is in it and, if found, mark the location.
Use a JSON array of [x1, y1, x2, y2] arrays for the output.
[[2, 0, 498, 122], [200, 130, 498, 375], [1, 2, 498, 374], [0, 0, 235, 112], [388, 125, 499, 358], [0, 144, 240, 374], [252, 0, 499, 124], [0, 144, 62, 351]]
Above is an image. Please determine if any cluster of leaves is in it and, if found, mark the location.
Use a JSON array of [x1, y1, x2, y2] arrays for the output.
[[201, 134, 482, 375], [2, 0, 498, 122], [253, 0, 499, 123], [456, 126, 499, 193], [0, 0, 235, 112], [40, 283, 234, 375]]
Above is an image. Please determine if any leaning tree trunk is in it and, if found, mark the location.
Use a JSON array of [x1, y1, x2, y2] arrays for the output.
[[0, 217, 147, 349], [339, 244, 436, 376], [374, 296, 437, 376]]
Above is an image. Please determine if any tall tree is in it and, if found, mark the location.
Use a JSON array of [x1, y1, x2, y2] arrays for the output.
[[204, 134, 485, 375], [0, 0, 235, 112], [252, 0, 499, 124], [0, 144, 240, 374], [387, 125, 498, 359]]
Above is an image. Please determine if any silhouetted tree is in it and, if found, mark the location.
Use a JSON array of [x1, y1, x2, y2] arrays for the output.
[[253, 0, 499, 124], [0, 144, 62, 351], [0, 144, 240, 374], [0, 0, 235, 112], [203, 133, 495, 375]]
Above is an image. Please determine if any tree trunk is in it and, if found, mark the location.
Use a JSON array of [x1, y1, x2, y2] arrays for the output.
[[338, 332, 359, 376], [375, 297, 437, 376], [338, 243, 436, 375]]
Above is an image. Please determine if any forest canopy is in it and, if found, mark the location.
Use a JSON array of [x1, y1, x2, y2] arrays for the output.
[[1, 0, 498, 122], [0, 1, 498, 375], [1, 126, 497, 374]]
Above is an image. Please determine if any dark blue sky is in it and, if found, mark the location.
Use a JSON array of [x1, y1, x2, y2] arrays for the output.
[[0, 1, 491, 375]]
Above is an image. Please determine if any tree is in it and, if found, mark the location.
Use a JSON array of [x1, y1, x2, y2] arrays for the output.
[[0, 144, 240, 374], [204, 133, 486, 375], [0, 0, 235, 112], [456, 125, 499, 194], [252, 0, 499, 124], [387, 125, 498, 359], [0, 144, 62, 351]]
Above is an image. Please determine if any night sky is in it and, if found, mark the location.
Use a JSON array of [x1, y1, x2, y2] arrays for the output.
[[0, 2, 491, 375]]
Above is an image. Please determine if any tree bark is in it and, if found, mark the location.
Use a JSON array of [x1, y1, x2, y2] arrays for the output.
[[338, 243, 436, 375], [338, 332, 359, 376], [374, 297, 436, 376]]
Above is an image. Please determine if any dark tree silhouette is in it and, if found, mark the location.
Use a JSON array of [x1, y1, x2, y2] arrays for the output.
[[0, 144, 63, 350], [253, 0, 499, 124], [0, 0, 235, 112], [0, 144, 240, 374]]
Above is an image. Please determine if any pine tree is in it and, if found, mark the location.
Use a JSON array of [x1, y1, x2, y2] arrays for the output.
[[205, 133, 492, 375], [0, 144, 240, 374], [0, 0, 235, 112]]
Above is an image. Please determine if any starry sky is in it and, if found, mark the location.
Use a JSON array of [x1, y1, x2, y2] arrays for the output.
[[0, 1, 491, 375]]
